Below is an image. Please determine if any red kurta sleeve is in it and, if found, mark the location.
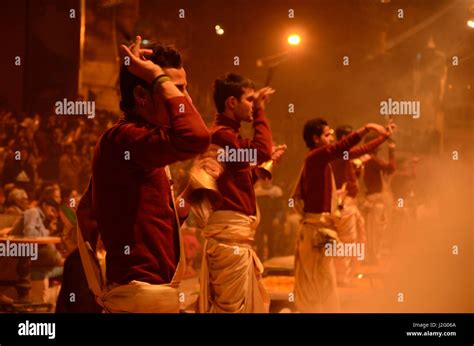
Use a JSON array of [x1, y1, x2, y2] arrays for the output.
[[371, 147, 396, 173], [307, 131, 362, 162], [120, 96, 210, 169], [349, 135, 388, 158], [213, 109, 273, 164]]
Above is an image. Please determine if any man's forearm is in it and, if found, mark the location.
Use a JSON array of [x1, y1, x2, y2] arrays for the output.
[[251, 109, 273, 163], [349, 135, 387, 158], [152, 79, 183, 100], [356, 125, 369, 138]]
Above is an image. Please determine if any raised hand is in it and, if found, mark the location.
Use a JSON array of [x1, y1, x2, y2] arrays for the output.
[[271, 144, 287, 164], [386, 119, 397, 136], [120, 36, 162, 83], [253, 87, 275, 111], [365, 123, 389, 136]]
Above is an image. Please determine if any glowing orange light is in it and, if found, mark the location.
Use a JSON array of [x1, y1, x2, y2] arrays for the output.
[[287, 34, 301, 46], [215, 25, 224, 35]]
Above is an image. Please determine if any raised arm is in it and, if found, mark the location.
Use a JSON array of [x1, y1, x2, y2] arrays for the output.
[[350, 120, 396, 158], [237, 87, 275, 164], [245, 108, 273, 164], [349, 135, 388, 158], [308, 130, 363, 161], [376, 142, 396, 173], [311, 122, 393, 161], [120, 36, 184, 102], [120, 97, 210, 169], [119, 36, 211, 169]]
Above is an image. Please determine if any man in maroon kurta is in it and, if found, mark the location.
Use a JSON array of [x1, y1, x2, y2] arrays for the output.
[[331, 125, 394, 285], [92, 95, 209, 286], [332, 126, 391, 200], [77, 38, 210, 312], [197, 73, 284, 313], [362, 135, 396, 263], [293, 118, 390, 312], [363, 141, 396, 196], [211, 111, 272, 216]]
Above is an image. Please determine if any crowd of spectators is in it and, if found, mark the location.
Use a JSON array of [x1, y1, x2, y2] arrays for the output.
[[0, 108, 118, 201], [0, 108, 118, 306]]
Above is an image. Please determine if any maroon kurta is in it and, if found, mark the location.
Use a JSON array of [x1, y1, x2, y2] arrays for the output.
[[90, 96, 210, 285], [210, 110, 273, 216], [298, 132, 362, 214], [332, 135, 388, 198], [364, 147, 395, 195]]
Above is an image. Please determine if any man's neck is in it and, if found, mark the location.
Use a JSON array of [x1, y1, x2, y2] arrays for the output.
[[222, 110, 239, 123]]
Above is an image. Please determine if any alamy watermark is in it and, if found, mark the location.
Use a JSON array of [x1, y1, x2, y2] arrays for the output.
[[55, 98, 95, 119], [324, 240, 365, 261], [18, 320, 55, 339], [216, 146, 257, 166], [0, 240, 38, 260], [380, 97, 420, 119]]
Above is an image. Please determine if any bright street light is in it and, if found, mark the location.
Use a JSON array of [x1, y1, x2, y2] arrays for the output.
[[287, 34, 301, 46]]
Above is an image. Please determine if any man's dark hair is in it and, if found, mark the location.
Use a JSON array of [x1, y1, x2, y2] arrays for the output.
[[39, 198, 59, 211], [303, 118, 328, 149], [119, 44, 183, 111], [335, 124, 353, 141], [213, 73, 255, 113]]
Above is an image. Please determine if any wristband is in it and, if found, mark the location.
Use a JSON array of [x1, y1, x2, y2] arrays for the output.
[[151, 74, 172, 91]]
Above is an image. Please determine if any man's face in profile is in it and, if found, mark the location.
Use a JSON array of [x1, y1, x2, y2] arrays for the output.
[[234, 88, 255, 122], [164, 67, 189, 101], [147, 66, 192, 127]]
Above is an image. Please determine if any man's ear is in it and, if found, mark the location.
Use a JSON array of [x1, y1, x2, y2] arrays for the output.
[[225, 96, 237, 111], [133, 85, 149, 105], [313, 134, 320, 146]]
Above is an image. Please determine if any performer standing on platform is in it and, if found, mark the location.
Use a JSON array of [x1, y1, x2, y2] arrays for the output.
[[76, 36, 210, 313], [331, 123, 395, 285], [292, 118, 390, 312], [197, 73, 285, 313], [361, 135, 396, 263]]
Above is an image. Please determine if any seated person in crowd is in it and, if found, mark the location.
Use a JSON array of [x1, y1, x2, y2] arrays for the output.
[[5, 187, 29, 216], [10, 197, 65, 303]]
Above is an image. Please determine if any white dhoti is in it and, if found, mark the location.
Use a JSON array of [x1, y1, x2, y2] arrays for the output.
[[77, 225, 186, 313], [76, 169, 186, 313], [294, 213, 340, 313], [362, 192, 387, 262], [198, 211, 270, 313], [98, 280, 181, 313], [333, 197, 365, 285], [77, 217, 186, 313]]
